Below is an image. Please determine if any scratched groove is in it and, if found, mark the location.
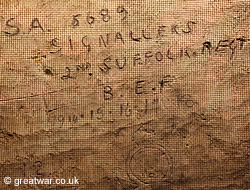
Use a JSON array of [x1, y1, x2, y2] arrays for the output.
[[0, 0, 249, 189]]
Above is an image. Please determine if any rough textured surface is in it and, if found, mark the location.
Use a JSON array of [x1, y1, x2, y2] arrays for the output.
[[0, 0, 249, 189]]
